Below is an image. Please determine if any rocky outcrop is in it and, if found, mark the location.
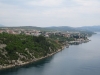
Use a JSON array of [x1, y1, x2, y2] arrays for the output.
[[0, 46, 65, 70]]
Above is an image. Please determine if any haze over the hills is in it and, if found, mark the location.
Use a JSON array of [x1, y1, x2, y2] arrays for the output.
[[45, 25, 100, 32], [1, 25, 100, 32], [0, 0, 100, 27], [78, 25, 100, 32]]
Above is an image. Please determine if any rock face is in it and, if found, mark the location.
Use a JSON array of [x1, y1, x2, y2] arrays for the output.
[[0, 44, 6, 49], [0, 40, 63, 70], [0, 46, 64, 70]]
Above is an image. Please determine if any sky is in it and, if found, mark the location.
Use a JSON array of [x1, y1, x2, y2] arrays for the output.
[[0, 0, 100, 27]]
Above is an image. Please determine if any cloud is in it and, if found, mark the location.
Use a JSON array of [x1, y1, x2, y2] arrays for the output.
[[74, 0, 100, 6], [0, 0, 100, 27], [27, 0, 63, 7]]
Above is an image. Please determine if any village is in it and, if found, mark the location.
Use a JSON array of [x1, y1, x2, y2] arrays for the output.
[[0, 28, 90, 45]]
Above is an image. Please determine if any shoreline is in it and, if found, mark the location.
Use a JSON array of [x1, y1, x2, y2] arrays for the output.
[[0, 46, 65, 71], [0, 38, 90, 71]]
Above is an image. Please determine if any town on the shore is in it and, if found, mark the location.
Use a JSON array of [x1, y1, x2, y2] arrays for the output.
[[0, 27, 90, 45]]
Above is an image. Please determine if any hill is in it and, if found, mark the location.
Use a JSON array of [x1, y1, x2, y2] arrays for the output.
[[45, 26, 95, 36], [45, 26, 77, 32], [0, 33, 63, 69], [77, 25, 100, 32]]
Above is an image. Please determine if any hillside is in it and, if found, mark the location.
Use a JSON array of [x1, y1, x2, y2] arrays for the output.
[[0, 33, 62, 69]]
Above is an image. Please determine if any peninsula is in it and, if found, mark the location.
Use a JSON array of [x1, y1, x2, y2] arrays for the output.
[[0, 27, 92, 70]]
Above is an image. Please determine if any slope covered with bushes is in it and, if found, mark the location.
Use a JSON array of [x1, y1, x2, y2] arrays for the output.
[[0, 33, 62, 65]]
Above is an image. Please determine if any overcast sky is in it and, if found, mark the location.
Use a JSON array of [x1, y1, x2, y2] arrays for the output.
[[0, 0, 100, 27]]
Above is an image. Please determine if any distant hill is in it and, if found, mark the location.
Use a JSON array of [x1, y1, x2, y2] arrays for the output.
[[2, 26, 77, 32], [19, 26, 47, 31], [2, 26, 49, 31], [19, 26, 79, 32], [1, 25, 99, 33], [44, 26, 95, 36], [77, 25, 100, 32], [45, 26, 77, 32]]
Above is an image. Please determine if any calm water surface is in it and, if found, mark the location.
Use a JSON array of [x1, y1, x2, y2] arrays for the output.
[[0, 33, 100, 75]]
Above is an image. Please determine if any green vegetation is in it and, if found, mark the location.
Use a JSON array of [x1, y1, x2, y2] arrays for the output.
[[0, 33, 62, 65], [0, 31, 91, 66]]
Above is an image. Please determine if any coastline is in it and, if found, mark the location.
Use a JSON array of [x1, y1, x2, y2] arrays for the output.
[[0, 38, 90, 71], [0, 46, 65, 71], [0, 39, 90, 70]]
